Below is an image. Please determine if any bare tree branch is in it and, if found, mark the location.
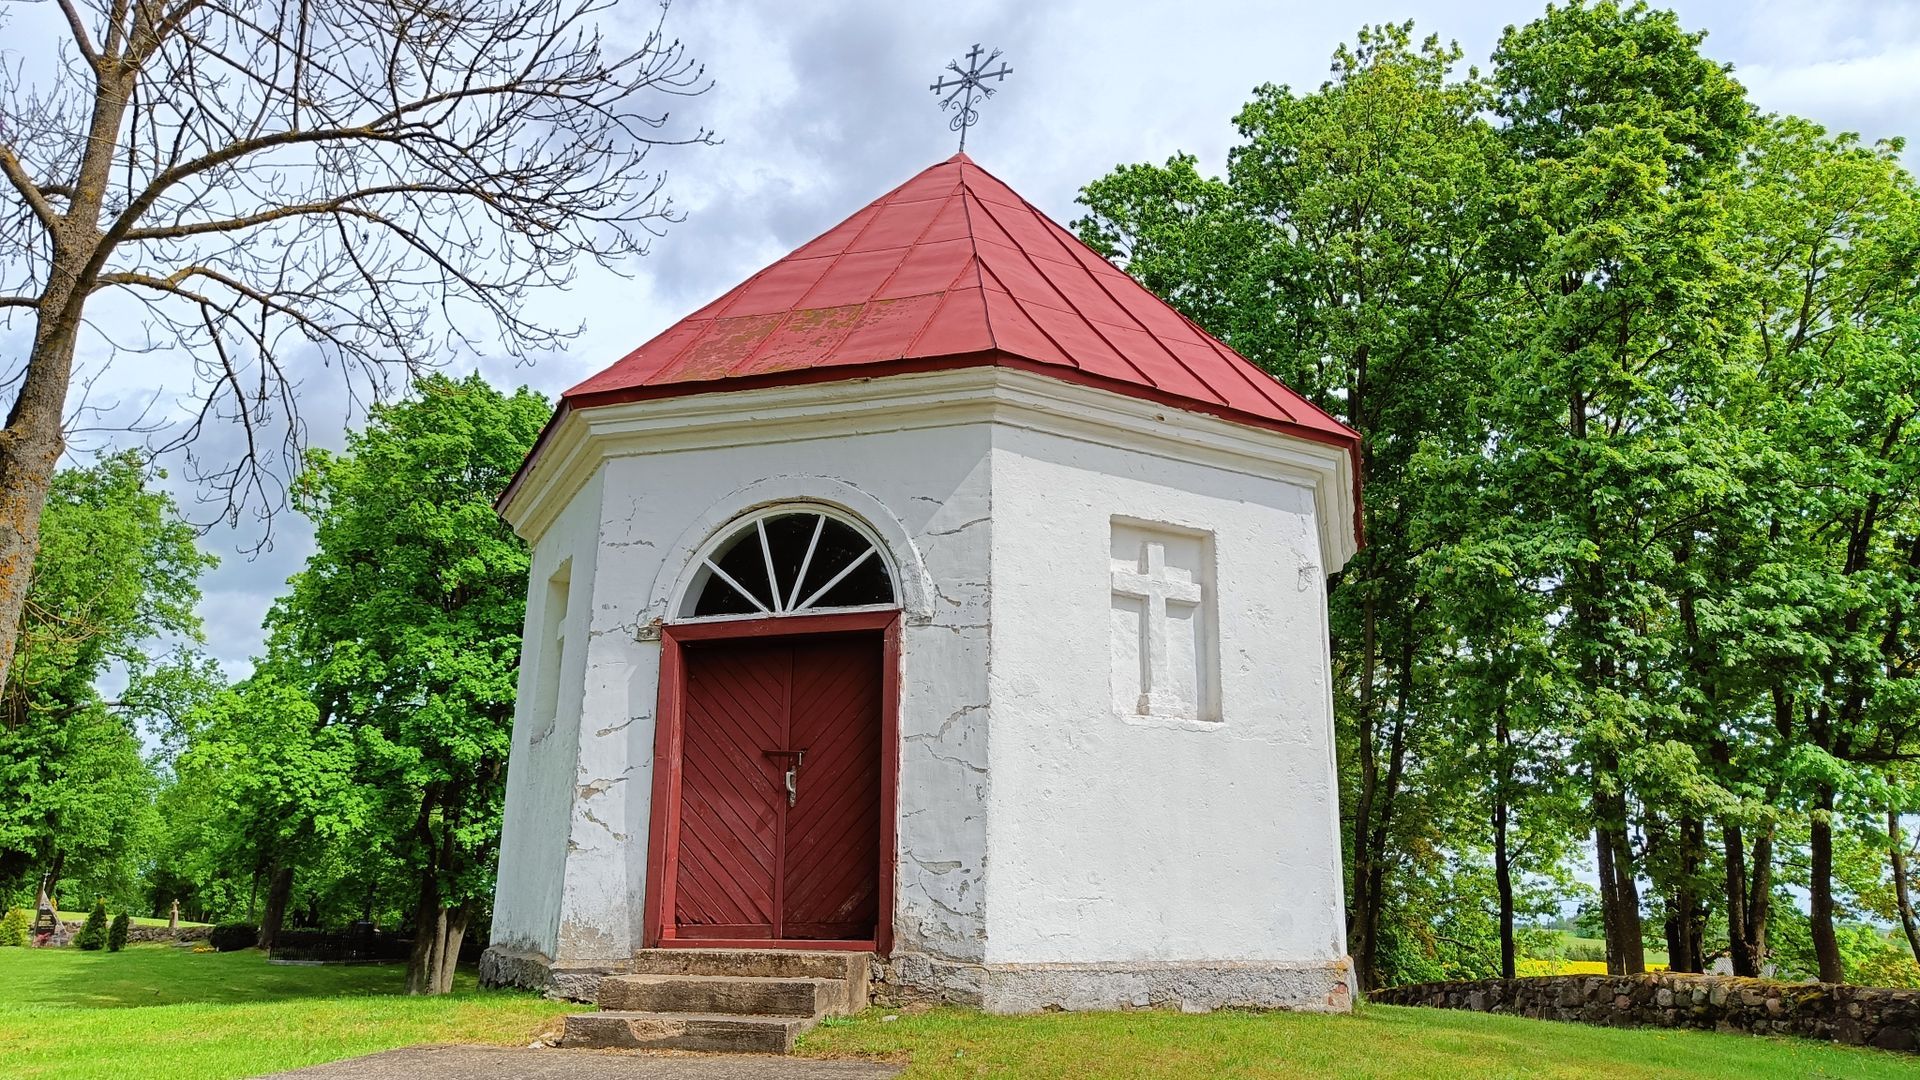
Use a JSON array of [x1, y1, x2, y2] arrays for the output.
[[50, 0, 103, 66], [0, 0, 716, 691], [0, 145, 58, 230]]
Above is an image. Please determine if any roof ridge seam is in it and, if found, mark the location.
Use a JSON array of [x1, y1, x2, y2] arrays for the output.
[[898, 279, 984, 360], [699, 260, 785, 324], [863, 184, 965, 305], [965, 192, 1158, 387], [1184, 310, 1306, 421], [955, 164, 998, 352], [1216, 330, 1350, 430], [1210, 336, 1297, 416], [701, 170, 933, 325], [778, 161, 952, 259], [968, 158, 1332, 431], [972, 258, 1081, 374], [1033, 212, 1230, 408]]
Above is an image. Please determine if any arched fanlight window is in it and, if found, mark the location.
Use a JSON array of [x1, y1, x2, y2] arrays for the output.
[[683, 508, 896, 618]]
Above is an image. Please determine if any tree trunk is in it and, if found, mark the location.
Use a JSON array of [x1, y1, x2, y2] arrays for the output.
[[405, 870, 443, 995], [1348, 591, 1381, 990], [1595, 821, 1620, 969], [1810, 784, 1843, 983], [1592, 757, 1645, 975], [1721, 819, 1757, 975], [1494, 699, 1515, 981], [0, 309, 81, 697], [1746, 827, 1773, 972], [1609, 826, 1645, 975], [406, 893, 471, 995], [1668, 816, 1705, 973], [1494, 797, 1515, 980], [256, 864, 295, 951], [1890, 811, 1920, 967], [436, 904, 470, 994], [0, 43, 141, 696]]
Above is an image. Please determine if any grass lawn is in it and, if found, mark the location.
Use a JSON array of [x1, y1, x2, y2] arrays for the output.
[[0, 944, 581, 1079], [4, 945, 1918, 1079], [802, 1004, 1920, 1079]]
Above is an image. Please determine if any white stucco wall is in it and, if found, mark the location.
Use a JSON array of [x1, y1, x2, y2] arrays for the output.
[[982, 424, 1348, 972], [491, 471, 604, 958]]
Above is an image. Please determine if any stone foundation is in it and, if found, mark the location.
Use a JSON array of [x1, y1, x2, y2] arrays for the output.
[[876, 953, 1355, 1014], [491, 943, 1354, 1015], [874, 951, 987, 1007], [1372, 972, 1920, 1053], [479, 944, 631, 1002]]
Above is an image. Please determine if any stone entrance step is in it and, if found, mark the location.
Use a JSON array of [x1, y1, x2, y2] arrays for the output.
[[562, 1011, 811, 1054], [629, 947, 869, 984], [560, 948, 873, 1054], [599, 973, 849, 1017]]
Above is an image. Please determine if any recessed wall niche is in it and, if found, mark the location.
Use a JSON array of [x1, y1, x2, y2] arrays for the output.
[[1108, 520, 1218, 723]]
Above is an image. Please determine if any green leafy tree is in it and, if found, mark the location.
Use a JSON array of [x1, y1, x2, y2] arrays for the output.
[[1078, 21, 1507, 990], [265, 373, 547, 993], [159, 672, 368, 947], [107, 911, 129, 951], [1482, 0, 1752, 975], [0, 453, 215, 906]]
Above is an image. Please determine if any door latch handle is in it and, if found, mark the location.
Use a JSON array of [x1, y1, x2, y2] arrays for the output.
[[764, 748, 805, 808]]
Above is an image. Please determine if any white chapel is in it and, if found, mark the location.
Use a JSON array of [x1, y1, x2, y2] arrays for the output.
[[483, 153, 1363, 1014]]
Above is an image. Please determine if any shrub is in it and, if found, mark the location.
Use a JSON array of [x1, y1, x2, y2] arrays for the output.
[[208, 921, 258, 952], [74, 900, 109, 950], [108, 912, 130, 952], [0, 906, 29, 946]]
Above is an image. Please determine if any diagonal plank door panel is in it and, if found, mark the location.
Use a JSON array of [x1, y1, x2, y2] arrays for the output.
[[782, 635, 883, 939], [675, 640, 788, 936]]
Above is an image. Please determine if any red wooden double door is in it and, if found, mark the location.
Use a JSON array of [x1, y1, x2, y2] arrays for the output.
[[670, 631, 883, 941]]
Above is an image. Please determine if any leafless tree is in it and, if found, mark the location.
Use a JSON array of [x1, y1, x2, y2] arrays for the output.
[[0, 0, 713, 694]]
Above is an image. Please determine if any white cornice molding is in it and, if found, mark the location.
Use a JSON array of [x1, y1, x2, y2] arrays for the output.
[[502, 368, 1359, 571]]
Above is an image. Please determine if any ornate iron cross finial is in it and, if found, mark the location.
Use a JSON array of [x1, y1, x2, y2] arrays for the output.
[[930, 44, 1012, 153]]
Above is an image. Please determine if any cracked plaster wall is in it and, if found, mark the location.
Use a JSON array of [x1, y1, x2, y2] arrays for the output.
[[491, 471, 604, 959], [982, 425, 1349, 979], [492, 422, 996, 971]]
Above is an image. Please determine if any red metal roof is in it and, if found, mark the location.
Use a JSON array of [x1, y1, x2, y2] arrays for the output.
[[564, 154, 1358, 453]]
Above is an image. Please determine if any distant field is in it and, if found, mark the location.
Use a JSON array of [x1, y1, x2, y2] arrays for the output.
[[1527, 931, 1670, 969]]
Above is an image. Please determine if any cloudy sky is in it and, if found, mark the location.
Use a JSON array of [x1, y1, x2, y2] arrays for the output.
[[6, 0, 1920, 680]]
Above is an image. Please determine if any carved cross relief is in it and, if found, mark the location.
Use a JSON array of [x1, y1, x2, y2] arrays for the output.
[[1110, 523, 1215, 722]]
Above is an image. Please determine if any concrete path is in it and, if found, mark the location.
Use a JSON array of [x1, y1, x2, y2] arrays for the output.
[[261, 1045, 901, 1079]]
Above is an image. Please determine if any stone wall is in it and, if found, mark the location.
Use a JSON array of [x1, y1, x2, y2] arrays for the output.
[[126, 925, 212, 944], [1372, 973, 1920, 1053]]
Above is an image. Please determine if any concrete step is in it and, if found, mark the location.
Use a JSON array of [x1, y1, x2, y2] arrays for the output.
[[560, 1010, 813, 1054], [630, 947, 869, 986], [598, 973, 846, 1017]]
